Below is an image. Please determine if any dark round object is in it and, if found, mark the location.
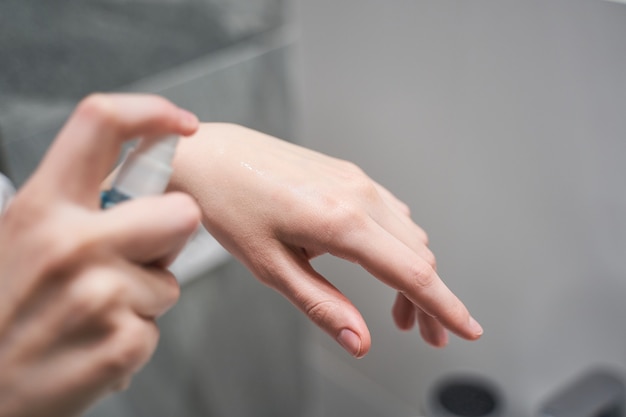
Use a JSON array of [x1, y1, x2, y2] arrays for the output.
[[425, 374, 503, 417], [438, 381, 496, 416]]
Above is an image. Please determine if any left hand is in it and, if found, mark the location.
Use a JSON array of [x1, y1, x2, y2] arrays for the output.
[[170, 123, 483, 357]]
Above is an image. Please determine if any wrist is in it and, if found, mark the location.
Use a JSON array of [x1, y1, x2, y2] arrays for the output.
[[169, 122, 247, 194]]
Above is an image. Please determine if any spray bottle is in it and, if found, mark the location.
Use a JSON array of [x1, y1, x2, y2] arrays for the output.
[[101, 135, 178, 209]]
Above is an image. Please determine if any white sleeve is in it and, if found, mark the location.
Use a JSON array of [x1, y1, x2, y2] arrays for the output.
[[0, 174, 15, 214]]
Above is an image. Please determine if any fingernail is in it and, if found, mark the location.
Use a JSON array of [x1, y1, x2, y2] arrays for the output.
[[469, 316, 484, 336], [337, 329, 362, 358], [179, 109, 199, 130]]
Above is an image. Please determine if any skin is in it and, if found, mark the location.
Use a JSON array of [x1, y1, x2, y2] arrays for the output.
[[170, 123, 483, 358], [0, 94, 201, 417], [0, 94, 482, 417]]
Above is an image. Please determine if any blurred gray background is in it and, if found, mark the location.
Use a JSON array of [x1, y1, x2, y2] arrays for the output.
[[2, 0, 626, 416], [295, 0, 626, 416]]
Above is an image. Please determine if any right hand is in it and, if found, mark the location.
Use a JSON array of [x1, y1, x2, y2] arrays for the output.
[[0, 94, 201, 417]]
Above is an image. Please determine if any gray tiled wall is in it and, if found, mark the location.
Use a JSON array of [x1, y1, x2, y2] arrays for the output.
[[1, 2, 317, 416]]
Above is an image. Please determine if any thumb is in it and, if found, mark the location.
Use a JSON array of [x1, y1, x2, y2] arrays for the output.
[[34, 94, 198, 207]]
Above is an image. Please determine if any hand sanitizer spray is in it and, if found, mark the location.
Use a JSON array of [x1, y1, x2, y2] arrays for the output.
[[101, 135, 178, 209]]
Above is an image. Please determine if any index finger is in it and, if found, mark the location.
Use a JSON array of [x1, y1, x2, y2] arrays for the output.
[[334, 220, 483, 340], [34, 94, 198, 206]]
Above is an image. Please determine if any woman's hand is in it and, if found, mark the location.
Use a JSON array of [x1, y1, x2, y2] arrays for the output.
[[0, 94, 201, 417], [171, 123, 483, 358]]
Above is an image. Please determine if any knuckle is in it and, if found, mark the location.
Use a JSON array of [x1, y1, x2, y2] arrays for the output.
[[332, 201, 365, 227], [247, 249, 285, 289], [341, 162, 376, 194], [40, 230, 98, 276], [339, 160, 365, 177], [305, 299, 341, 329], [304, 161, 379, 245], [407, 260, 437, 292], [335, 162, 382, 209], [67, 272, 125, 318], [317, 202, 368, 245], [112, 342, 147, 373], [104, 320, 158, 376], [77, 94, 113, 117], [75, 94, 120, 132]]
